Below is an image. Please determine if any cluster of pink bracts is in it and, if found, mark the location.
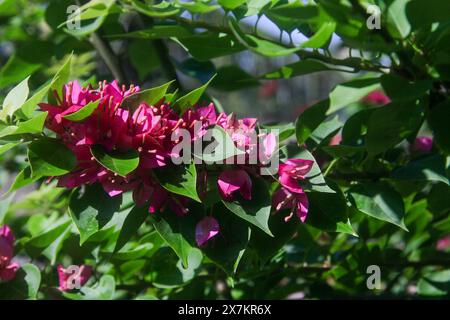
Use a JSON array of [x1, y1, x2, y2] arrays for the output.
[[0, 223, 91, 289], [39, 80, 313, 248], [0, 225, 19, 281]]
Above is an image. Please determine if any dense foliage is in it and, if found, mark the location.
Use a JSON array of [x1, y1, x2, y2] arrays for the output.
[[0, 0, 449, 299]]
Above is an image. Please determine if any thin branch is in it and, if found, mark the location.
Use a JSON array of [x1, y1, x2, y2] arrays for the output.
[[90, 32, 126, 84], [153, 39, 182, 89], [170, 16, 389, 74]]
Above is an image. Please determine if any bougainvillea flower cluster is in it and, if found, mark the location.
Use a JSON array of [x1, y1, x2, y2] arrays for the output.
[[0, 225, 19, 282], [39, 80, 313, 247]]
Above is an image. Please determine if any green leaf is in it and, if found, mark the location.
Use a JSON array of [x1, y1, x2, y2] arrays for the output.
[[295, 99, 329, 144], [306, 181, 356, 236], [328, 77, 381, 114], [0, 263, 41, 299], [266, 3, 318, 20], [381, 74, 431, 101], [201, 205, 251, 275], [0, 55, 40, 89], [20, 81, 53, 119], [229, 18, 301, 57], [0, 111, 48, 139], [321, 145, 365, 159], [154, 162, 201, 202], [0, 76, 29, 121], [366, 101, 423, 156], [114, 205, 149, 253], [174, 75, 216, 114], [151, 247, 203, 288], [0, 192, 14, 223], [263, 60, 335, 79], [178, 1, 219, 13], [50, 53, 72, 101], [393, 155, 449, 185], [109, 25, 192, 39], [387, 0, 411, 39], [6, 167, 40, 194], [300, 22, 336, 48], [21, 263, 41, 300], [429, 99, 450, 154], [212, 66, 259, 91], [121, 80, 174, 112], [153, 215, 195, 268], [25, 219, 71, 258], [0, 141, 20, 155], [308, 115, 342, 146], [28, 138, 76, 177], [176, 33, 244, 61], [63, 100, 99, 121], [79, 275, 116, 300], [219, 0, 246, 10], [62, 0, 116, 37], [418, 270, 450, 297], [110, 243, 154, 261], [68, 184, 123, 244], [249, 208, 299, 264], [245, 0, 271, 16], [405, 0, 450, 30], [292, 148, 335, 193], [349, 183, 408, 231], [130, 0, 179, 18], [222, 177, 273, 236], [90, 145, 139, 177]]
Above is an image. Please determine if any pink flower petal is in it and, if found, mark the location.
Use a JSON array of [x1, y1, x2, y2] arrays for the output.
[[196, 217, 220, 247]]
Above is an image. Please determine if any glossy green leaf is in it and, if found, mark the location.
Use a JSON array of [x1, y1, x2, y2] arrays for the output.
[[174, 75, 216, 114], [328, 77, 381, 114], [295, 99, 329, 144], [301, 22, 336, 48], [349, 183, 408, 230], [6, 167, 40, 194], [0, 55, 40, 89], [176, 33, 244, 61], [153, 215, 196, 268], [151, 247, 203, 288], [0, 142, 20, 156], [292, 148, 335, 193], [213, 66, 259, 91], [366, 101, 423, 156], [121, 80, 174, 112], [20, 81, 53, 119], [130, 0, 179, 18], [63, 100, 99, 121], [222, 177, 273, 236], [0, 76, 30, 121], [229, 18, 300, 57], [114, 205, 149, 253], [418, 270, 450, 297], [50, 54, 72, 101], [28, 138, 76, 177], [68, 184, 123, 244], [154, 162, 201, 202], [90, 145, 139, 177], [393, 155, 449, 185]]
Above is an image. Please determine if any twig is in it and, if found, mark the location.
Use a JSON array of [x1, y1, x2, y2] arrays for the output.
[[90, 32, 126, 84], [153, 39, 182, 90]]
